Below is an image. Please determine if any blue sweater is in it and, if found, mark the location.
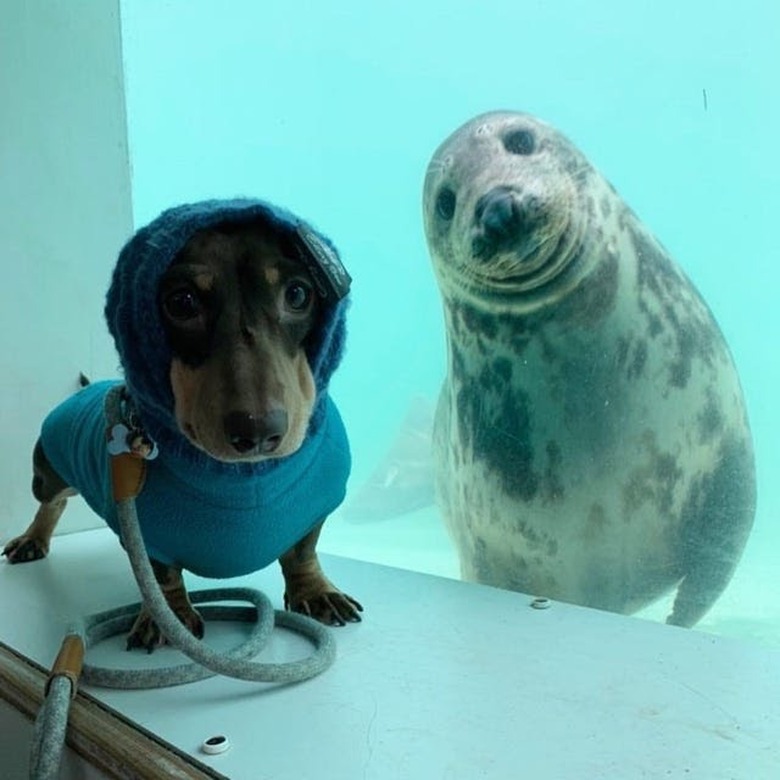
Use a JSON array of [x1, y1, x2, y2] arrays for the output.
[[41, 381, 351, 578]]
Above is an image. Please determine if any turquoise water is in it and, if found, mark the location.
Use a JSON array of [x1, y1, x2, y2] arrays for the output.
[[120, 1, 778, 645]]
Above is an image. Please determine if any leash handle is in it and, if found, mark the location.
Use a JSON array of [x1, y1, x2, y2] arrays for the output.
[[45, 635, 85, 700]]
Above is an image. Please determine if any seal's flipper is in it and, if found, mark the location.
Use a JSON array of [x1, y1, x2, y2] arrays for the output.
[[667, 436, 756, 627]]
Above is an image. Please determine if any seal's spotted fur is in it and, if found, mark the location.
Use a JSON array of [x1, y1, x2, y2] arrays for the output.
[[424, 111, 755, 626]]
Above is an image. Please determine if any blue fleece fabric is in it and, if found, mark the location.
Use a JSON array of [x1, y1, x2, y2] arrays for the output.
[[39, 198, 353, 578], [41, 380, 351, 578]]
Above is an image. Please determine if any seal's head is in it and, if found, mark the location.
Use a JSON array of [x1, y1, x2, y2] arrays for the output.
[[423, 111, 594, 307], [105, 198, 350, 470]]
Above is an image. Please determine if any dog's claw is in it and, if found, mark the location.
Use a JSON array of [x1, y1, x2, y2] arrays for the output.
[[3, 536, 48, 564], [285, 591, 363, 626], [126, 604, 205, 653], [126, 612, 165, 653]]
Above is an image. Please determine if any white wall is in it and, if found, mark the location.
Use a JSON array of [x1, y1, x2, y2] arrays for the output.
[[0, 1, 133, 540]]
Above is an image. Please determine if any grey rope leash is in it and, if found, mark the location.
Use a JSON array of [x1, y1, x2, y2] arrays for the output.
[[30, 677, 71, 780], [104, 494, 336, 687], [29, 385, 336, 778]]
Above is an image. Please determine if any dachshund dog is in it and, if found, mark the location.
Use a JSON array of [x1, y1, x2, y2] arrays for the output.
[[3, 199, 361, 651]]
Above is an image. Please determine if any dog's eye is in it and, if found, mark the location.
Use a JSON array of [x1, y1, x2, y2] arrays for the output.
[[162, 289, 203, 322], [284, 280, 313, 312]]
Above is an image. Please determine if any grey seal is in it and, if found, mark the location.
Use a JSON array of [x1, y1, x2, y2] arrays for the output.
[[423, 110, 755, 626]]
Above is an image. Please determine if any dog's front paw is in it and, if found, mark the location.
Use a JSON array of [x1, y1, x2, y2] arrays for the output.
[[285, 587, 363, 627], [126, 604, 205, 653], [3, 535, 49, 564]]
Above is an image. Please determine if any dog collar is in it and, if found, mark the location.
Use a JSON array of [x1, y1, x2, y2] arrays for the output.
[[105, 384, 158, 501]]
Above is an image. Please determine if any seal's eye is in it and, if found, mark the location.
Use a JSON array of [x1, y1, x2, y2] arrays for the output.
[[436, 188, 456, 221], [504, 129, 536, 156], [284, 279, 313, 312], [162, 289, 203, 322]]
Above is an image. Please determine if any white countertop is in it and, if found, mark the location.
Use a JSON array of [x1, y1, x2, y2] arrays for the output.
[[1, 527, 778, 779]]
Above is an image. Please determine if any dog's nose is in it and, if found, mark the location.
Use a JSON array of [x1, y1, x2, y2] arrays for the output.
[[224, 409, 288, 455]]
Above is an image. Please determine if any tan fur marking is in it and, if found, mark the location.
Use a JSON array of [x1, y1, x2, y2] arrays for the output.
[[192, 271, 215, 292], [169, 359, 205, 444], [263, 266, 281, 286], [279, 524, 363, 625]]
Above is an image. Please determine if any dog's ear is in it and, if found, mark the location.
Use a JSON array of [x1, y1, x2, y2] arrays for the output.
[[294, 224, 351, 303]]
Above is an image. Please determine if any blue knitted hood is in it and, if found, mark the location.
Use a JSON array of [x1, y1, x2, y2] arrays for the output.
[[104, 198, 350, 470]]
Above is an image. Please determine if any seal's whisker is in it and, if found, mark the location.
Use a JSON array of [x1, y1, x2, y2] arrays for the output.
[[426, 157, 448, 176]]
